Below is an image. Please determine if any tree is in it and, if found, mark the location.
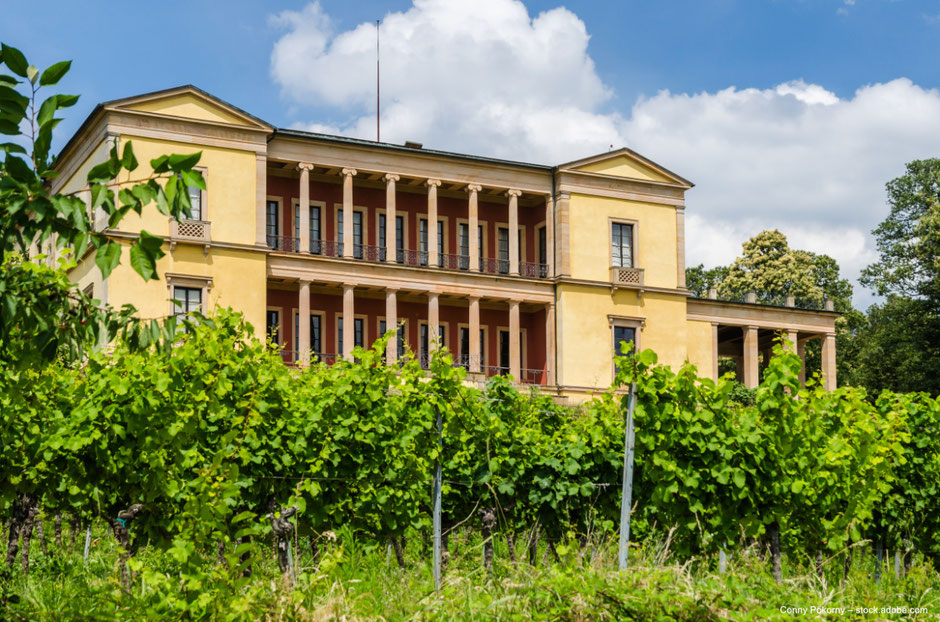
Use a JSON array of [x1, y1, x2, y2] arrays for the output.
[[0, 42, 204, 366], [686, 230, 860, 384], [854, 160, 940, 395], [0, 43, 205, 573], [685, 263, 728, 298], [717, 229, 852, 311], [860, 159, 940, 306]]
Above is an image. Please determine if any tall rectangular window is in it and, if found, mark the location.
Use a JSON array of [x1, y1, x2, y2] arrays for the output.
[[379, 213, 387, 261], [437, 220, 444, 267], [395, 215, 405, 263], [338, 316, 365, 355], [337, 209, 343, 255], [311, 315, 321, 356], [613, 325, 636, 374], [420, 324, 446, 368], [539, 227, 547, 265], [266, 309, 280, 345], [459, 326, 470, 368], [353, 211, 363, 259], [497, 227, 509, 274], [478, 225, 485, 271], [419, 218, 429, 266], [294, 314, 322, 357], [311, 205, 321, 254], [187, 184, 202, 221], [458, 223, 469, 270], [266, 200, 279, 249], [611, 222, 634, 268], [380, 320, 406, 358], [173, 286, 202, 317]]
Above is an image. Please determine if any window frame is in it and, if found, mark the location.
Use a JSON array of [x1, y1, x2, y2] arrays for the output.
[[608, 218, 639, 269], [608, 314, 645, 380], [165, 273, 212, 318], [292, 309, 326, 361], [496, 327, 527, 373], [182, 166, 208, 222], [265, 196, 282, 248], [266, 306, 283, 348], [377, 316, 408, 358]]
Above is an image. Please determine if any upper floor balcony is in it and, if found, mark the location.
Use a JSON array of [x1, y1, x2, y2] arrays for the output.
[[261, 161, 554, 282]]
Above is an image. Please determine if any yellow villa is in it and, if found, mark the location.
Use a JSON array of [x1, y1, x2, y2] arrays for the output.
[[51, 86, 838, 402]]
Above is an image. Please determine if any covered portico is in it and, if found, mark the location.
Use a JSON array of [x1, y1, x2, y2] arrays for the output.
[[687, 297, 840, 390]]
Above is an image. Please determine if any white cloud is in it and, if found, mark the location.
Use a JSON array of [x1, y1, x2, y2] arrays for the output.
[[269, 0, 940, 308]]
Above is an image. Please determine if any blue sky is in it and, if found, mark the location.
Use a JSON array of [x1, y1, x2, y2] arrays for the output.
[[5, 1, 938, 146], [4, 0, 939, 305]]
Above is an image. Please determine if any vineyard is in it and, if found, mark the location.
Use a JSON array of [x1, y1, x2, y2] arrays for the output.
[[2, 309, 940, 619]]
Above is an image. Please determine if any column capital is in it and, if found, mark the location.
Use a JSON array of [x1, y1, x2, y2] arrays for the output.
[[506, 188, 523, 198], [557, 191, 571, 200], [385, 286, 399, 294], [384, 173, 400, 182], [466, 183, 482, 193], [341, 168, 358, 177], [343, 283, 356, 292], [426, 178, 442, 188], [297, 162, 315, 172], [299, 278, 312, 286], [676, 204, 686, 214]]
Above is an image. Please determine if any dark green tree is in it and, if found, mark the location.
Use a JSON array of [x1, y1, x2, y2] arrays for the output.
[[856, 159, 940, 394]]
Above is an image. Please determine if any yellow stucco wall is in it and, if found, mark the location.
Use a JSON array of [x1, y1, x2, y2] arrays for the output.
[[106, 243, 268, 338], [556, 284, 688, 392], [575, 155, 671, 183], [127, 94, 248, 126], [567, 193, 679, 289], [114, 136, 258, 246], [685, 320, 714, 380]]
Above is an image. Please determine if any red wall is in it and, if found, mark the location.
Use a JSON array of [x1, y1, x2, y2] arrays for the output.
[[266, 173, 546, 261], [266, 288, 548, 378]]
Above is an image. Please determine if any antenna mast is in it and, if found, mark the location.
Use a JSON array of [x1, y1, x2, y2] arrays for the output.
[[376, 19, 381, 142]]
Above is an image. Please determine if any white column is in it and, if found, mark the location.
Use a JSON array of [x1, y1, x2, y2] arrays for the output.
[[469, 296, 481, 373], [822, 333, 837, 391], [676, 205, 686, 289], [545, 302, 555, 385], [797, 339, 807, 386], [386, 289, 398, 365], [556, 191, 570, 276], [255, 153, 268, 246], [343, 284, 355, 359], [743, 325, 759, 389], [508, 189, 521, 276], [428, 292, 440, 354], [298, 162, 313, 253], [712, 323, 719, 382], [385, 174, 399, 264], [298, 280, 311, 365], [342, 168, 357, 258], [467, 184, 481, 273], [427, 179, 441, 267], [509, 300, 521, 380], [545, 195, 554, 278], [786, 329, 799, 354]]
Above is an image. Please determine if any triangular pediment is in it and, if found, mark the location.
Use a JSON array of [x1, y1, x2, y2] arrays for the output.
[[560, 148, 693, 188], [106, 86, 272, 131]]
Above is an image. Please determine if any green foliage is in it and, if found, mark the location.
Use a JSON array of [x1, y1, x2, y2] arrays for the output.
[[0, 43, 205, 366], [685, 263, 729, 297], [715, 229, 852, 310], [861, 158, 940, 303]]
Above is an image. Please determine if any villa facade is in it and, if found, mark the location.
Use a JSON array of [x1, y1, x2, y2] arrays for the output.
[[53, 86, 838, 401]]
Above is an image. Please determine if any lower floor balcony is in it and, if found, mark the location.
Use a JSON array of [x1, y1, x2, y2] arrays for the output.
[[265, 281, 555, 387]]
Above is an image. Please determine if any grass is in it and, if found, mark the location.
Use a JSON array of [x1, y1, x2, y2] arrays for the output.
[[2, 523, 938, 620]]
